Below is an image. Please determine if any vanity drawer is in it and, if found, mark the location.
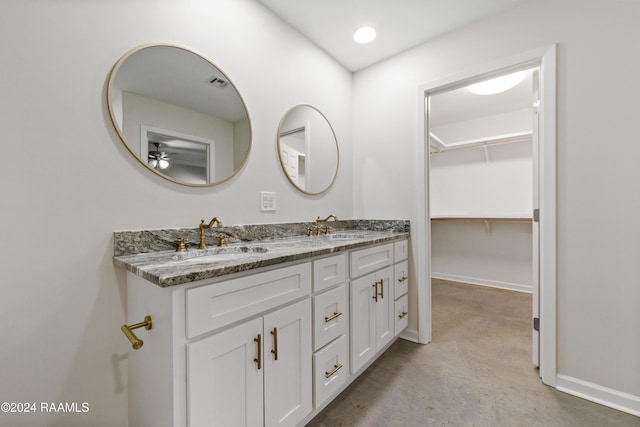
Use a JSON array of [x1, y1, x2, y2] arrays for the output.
[[186, 263, 311, 339], [313, 285, 348, 351], [313, 253, 347, 292], [394, 260, 409, 298], [394, 239, 408, 262], [313, 335, 348, 408], [350, 243, 393, 279], [394, 294, 409, 336]]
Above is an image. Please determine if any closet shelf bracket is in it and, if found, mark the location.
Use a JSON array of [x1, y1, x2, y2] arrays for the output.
[[484, 143, 490, 165]]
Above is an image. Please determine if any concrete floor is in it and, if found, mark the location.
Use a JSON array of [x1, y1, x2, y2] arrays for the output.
[[307, 279, 640, 427]]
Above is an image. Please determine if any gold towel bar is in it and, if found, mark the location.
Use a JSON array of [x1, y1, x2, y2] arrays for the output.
[[121, 315, 152, 350]]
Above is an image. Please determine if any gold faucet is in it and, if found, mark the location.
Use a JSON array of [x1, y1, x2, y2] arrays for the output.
[[315, 214, 337, 236], [198, 217, 223, 249]]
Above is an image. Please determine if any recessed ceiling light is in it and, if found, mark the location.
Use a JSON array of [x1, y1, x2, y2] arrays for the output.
[[353, 27, 376, 44], [468, 71, 526, 95]]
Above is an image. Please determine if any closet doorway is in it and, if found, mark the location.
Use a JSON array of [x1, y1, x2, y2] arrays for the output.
[[415, 46, 556, 386], [429, 64, 538, 359]]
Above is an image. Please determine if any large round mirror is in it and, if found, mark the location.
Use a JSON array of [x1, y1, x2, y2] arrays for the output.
[[277, 105, 339, 195], [107, 44, 251, 186]]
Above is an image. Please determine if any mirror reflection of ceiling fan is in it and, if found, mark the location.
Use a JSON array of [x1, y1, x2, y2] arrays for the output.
[[148, 142, 173, 170]]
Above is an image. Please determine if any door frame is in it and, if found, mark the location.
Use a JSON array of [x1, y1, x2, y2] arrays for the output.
[[414, 45, 557, 386]]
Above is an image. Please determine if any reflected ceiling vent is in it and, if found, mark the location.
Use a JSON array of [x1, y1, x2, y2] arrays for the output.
[[209, 76, 228, 88]]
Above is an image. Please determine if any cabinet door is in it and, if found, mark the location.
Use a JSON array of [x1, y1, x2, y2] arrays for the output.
[[187, 317, 263, 427], [313, 285, 348, 351], [374, 266, 394, 351], [394, 239, 409, 262], [263, 299, 312, 427], [395, 294, 409, 336], [394, 260, 409, 298], [313, 253, 347, 293], [313, 335, 348, 408], [350, 273, 376, 373], [350, 243, 393, 279]]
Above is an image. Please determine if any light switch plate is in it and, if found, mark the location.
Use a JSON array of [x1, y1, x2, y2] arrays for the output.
[[260, 192, 276, 212]]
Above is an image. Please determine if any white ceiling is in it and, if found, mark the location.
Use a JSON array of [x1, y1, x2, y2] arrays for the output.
[[430, 68, 536, 127], [258, 0, 536, 132], [257, 0, 531, 72]]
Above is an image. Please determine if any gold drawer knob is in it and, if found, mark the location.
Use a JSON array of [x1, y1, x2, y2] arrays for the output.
[[398, 311, 408, 319]]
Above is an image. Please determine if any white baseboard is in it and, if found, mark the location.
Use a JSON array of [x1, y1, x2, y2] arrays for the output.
[[556, 374, 640, 417], [399, 327, 420, 343], [431, 272, 532, 293]]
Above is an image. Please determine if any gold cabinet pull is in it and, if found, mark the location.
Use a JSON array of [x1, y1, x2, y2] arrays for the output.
[[270, 327, 278, 361], [254, 334, 262, 369], [398, 311, 408, 319], [398, 275, 408, 283], [379, 279, 384, 299], [372, 282, 379, 302], [325, 364, 343, 379], [121, 315, 152, 350], [324, 312, 342, 323]]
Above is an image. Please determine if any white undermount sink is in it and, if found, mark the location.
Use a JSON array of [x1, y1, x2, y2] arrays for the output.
[[324, 232, 367, 240], [173, 246, 268, 263]]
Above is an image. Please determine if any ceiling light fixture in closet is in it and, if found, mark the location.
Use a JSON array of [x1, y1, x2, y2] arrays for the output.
[[468, 71, 525, 95], [353, 26, 376, 44]]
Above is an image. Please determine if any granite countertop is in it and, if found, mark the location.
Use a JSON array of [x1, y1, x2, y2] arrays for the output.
[[114, 228, 408, 288]]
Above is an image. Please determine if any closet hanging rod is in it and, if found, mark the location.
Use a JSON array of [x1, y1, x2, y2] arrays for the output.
[[430, 217, 532, 223], [429, 131, 532, 155]]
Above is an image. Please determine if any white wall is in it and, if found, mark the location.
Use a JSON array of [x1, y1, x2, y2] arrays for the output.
[[430, 140, 533, 291], [353, 0, 640, 409], [122, 92, 235, 181], [430, 140, 532, 217], [431, 108, 531, 145], [431, 221, 533, 291], [233, 117, 251, 170], [0, 1, 352, 425]]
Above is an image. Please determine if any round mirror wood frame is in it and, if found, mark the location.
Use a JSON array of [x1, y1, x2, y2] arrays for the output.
[[277, 104, 339, 195], [107, 43, 252, 187]]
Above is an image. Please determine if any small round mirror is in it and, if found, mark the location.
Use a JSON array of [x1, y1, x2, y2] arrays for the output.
[[107, 44, 251, 186], [277, 105, 339, 195]]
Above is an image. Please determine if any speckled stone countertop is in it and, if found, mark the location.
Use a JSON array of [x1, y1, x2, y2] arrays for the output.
[[114, 220, 409, 288]]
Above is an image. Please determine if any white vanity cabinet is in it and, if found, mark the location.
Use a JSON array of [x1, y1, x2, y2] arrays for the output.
[[187, 317, 263, 427], [393, 240, 410, 336], [311, 254, 349, 408], [349, 243, 395, 374], [123, 235, 410, 427], [188, 298, 312, 427], [125, 262, 312, 427]]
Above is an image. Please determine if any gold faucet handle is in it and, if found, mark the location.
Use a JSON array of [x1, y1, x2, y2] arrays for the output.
[[218, 235, 227, 246], [175, 238, 188, 252]]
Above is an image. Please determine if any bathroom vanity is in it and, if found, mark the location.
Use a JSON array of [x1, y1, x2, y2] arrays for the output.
[[114, 220, 409, 427]]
